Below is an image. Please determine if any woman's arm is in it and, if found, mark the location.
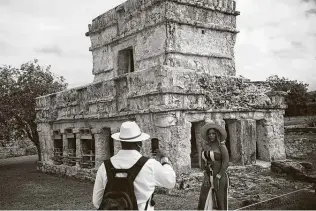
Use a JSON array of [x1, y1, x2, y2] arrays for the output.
[[218, 142, 229, 177]]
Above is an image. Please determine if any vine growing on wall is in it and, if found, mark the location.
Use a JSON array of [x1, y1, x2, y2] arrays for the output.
[[198, 74, 272, 110]]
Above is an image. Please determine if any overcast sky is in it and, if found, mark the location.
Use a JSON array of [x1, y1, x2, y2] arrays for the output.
[[1, 0, 316, 90]]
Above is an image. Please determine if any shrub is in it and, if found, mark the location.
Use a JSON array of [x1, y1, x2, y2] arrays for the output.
[[305, 116, 316, 127]]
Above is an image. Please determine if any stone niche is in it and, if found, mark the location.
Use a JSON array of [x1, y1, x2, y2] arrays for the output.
[[36, 0, 287, 177]]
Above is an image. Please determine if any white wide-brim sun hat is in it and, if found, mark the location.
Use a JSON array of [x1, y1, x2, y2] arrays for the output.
[[111, 121, 150, 142]]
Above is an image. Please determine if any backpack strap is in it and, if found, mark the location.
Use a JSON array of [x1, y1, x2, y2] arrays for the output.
[[104, 159, 115, 183], [128, 156, 149, 183], [145, 196, 150, 210]]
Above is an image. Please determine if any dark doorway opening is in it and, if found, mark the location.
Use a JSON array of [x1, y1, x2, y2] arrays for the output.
[[109, 135, 114, 157], [118, 47, 134, 75], [256, 120, 264, 160], [53, 130, 63, 157], [151, 138, 159, 155], [224, 120, 232, 161], [67, 138, 76, 157], [190, 122, 199, 168]]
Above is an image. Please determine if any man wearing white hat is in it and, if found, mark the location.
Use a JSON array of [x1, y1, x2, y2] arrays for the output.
[[92, 121, 176, 210]]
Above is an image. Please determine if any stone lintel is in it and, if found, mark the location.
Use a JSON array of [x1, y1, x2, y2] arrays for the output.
[[60, 128, 73, 134], [72, 128, 80, 134], [91, 128, 103, 134]]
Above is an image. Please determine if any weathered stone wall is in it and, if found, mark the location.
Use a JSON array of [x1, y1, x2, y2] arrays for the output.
[[89, 0, 167, 82], [0, 139, 37, 159], [37, 161, 97, 182], [165, 0, 237, 75], [184, 110, 286, 166], [36, 108, 286, 175], [35, 0, 287, 178], [284, 128, 316, 159], [87, 0, 239, 81], [36, 66, 286, 124], [36, 64, 286, 173]]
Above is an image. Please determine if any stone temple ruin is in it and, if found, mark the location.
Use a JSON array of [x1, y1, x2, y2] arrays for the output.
[[36, 0, 287, 179]]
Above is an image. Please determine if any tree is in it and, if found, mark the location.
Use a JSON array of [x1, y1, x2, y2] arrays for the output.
[[0, 59, 67, 161], [266, 75, 309, 116]]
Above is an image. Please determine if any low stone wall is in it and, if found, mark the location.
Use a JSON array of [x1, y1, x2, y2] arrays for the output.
[[0, 139, 37, 159], [284, 127, 316, 159], [37, 162, 96, 182]]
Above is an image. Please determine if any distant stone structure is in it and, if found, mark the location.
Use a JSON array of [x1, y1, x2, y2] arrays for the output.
[[0, 139, 37, 159], [36, 0, 287, 179], [284, 127, 316, 159]]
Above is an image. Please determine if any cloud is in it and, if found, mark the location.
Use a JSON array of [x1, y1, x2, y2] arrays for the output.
[[306, 8, 316, 15], [0, 0, 126, 88], [302, 0, 316, 4], [0, 41, 15, 56], [0, 0, 315, 91], [291, 41, 304, 48], [35, 45, 63, 56], [0, 0, 11, 6], [236, 0, 316, 90]]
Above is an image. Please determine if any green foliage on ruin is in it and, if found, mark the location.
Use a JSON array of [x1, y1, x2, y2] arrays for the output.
[[305, 116, 316, 127], [266, 75, 312, 116], [198, 75, 273, 110], [0, 59, 67, 160]]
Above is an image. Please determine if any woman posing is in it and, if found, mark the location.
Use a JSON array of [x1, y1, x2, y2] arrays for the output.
[[197, 123, 230, 210]]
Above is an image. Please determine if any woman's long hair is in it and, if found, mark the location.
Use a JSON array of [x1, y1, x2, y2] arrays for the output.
[[208, 128, 226, 161]]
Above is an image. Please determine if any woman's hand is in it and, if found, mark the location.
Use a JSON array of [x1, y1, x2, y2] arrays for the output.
[[214, 177, 220, 191]]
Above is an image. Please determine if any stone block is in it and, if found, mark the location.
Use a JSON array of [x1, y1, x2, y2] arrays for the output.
[[185, 112, 205, 122], [154, 113, 178, 128]]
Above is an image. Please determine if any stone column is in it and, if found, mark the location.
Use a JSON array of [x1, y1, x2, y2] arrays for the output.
[[156, 125, 191, 174], [102, 128, 112, 160], [61, 129, 68, 157], [73, 128, 81, 167], [154, 112, 191, 174], [229, 119, 256, 165], [256, 119, 270, 161], [37, 123, 54, 163], [92, 128, 106, 169], [174, 121, 192, 174], [263, 111, 286, 161], [36, 126, 45, 162], [240, 119, 257, 165]]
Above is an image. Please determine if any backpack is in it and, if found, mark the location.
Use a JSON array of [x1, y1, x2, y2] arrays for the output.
[[98, 156, 149, 210]]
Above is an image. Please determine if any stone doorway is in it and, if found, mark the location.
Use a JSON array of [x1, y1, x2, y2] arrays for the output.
[[224, 121, 232, 161], [225, 119, 258, 165], [224, 119, 242, 165], [190, 122, 199, 168]]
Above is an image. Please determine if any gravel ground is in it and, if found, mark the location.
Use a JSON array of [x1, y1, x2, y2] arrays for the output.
[[0, 155, 315, 210]]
